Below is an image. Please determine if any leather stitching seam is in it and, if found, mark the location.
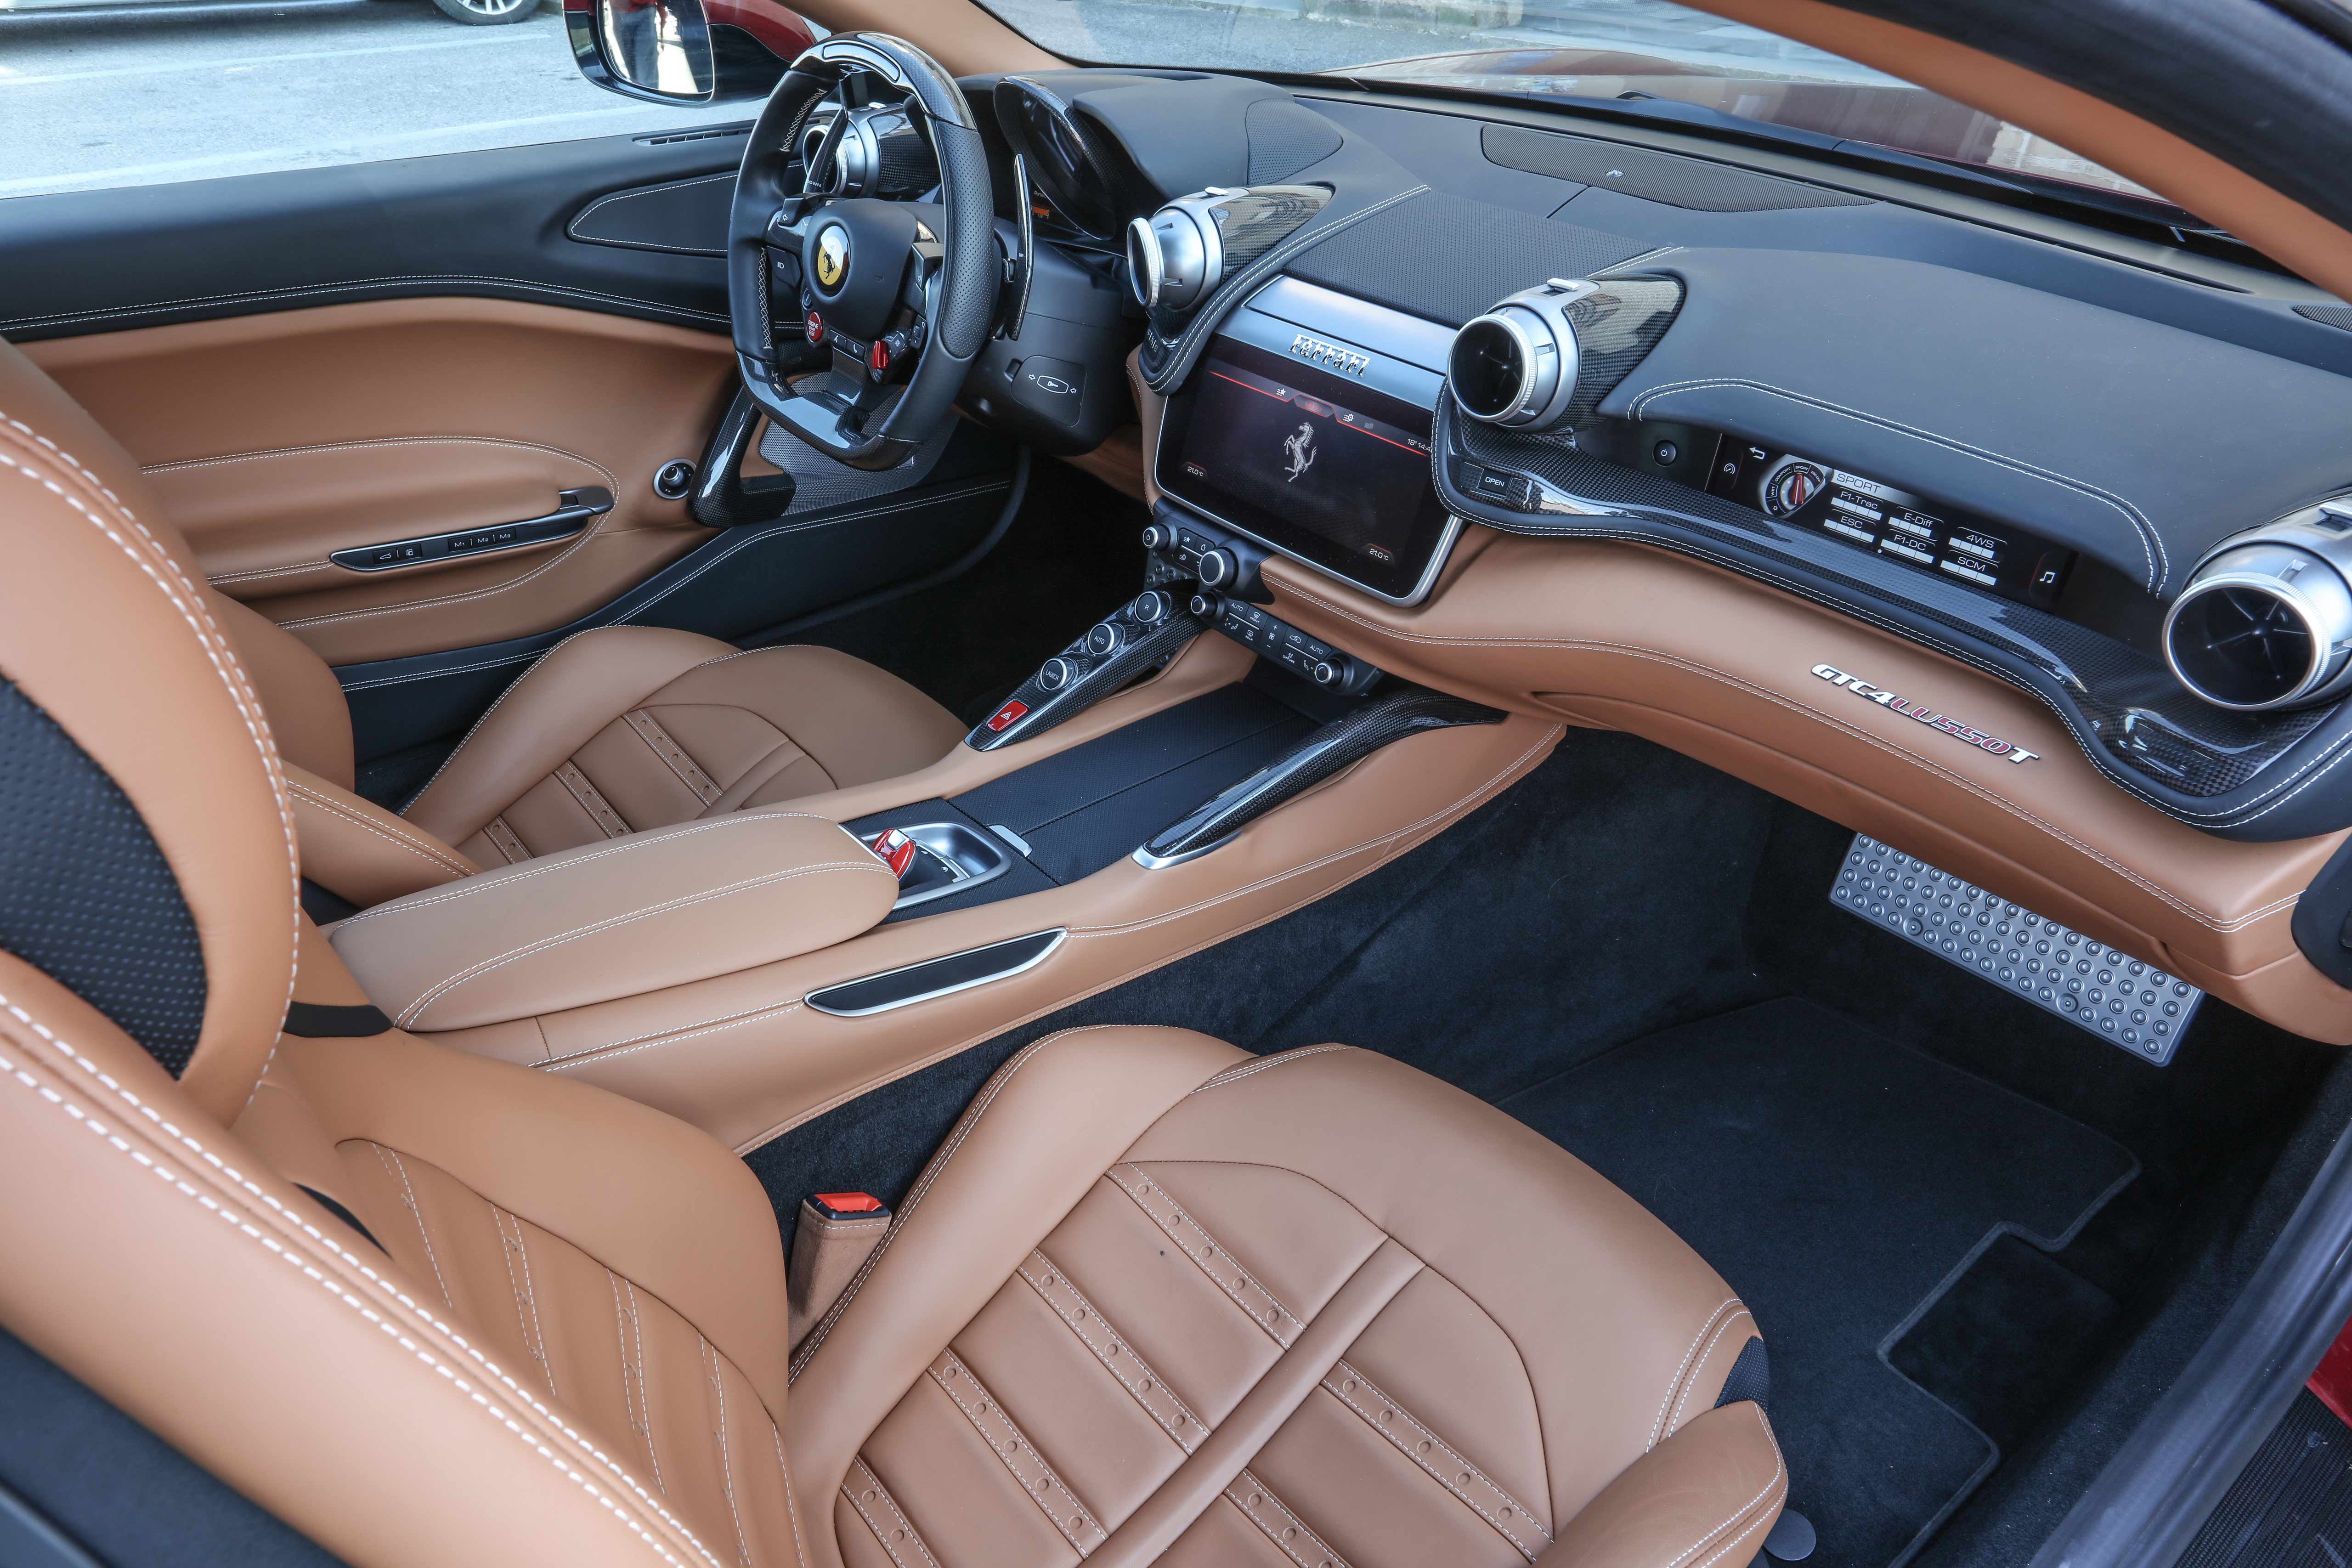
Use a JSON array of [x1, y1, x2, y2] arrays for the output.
[[1106, 1163, 1304, 1345], [540, 1001, 806, 1072], [1669, 1308, 1756, 1438], [0, 994, 718, 1568], [1191, 1044, 1355, 1093], [789, 1026, 1122, 1376], [927, 1349, 1104, 1551], [1658, 1405, 1786, 1568], [568, 173, 737, 256], [1226, 1469, 1352, 1568], [392, 860, 889, 1028], [494, 1205, 557, 1395], [288, 780, 474, 877], [700, 1338, 754, 1568], [1017, 1248, 1210, 1452], [0, 1011, 715, 1568], [374, 1143, 455, 1308], [841, 1457, 941, 1568], [0, 422, 301, 1066], [1323, 1359, 1551, 1557], [340, 811, 850, 928], [401, 626, 609, 808], [1650, 1300, 1741, 1452]]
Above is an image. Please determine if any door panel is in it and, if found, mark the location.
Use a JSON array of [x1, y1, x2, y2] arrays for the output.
[[24, 298, 739, 664], [0, 127, 747, 341]]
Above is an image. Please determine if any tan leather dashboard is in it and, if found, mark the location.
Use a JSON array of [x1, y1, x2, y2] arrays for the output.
[[1258, 530, 2352, 1044]]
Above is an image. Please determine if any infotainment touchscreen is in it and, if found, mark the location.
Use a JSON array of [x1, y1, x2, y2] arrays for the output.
[[1156, 337, 1457, 603]]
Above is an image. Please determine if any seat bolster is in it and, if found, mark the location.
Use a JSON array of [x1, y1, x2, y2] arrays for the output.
[[667, 646, 964, 810], [785, 1025, 1247, 1524], [0, 952, 733, 1568], [403, 625, 739, 845], [209, 589, 356, 788], [1536, 1402, 1785, 1568], [285, 761, 477, 907]]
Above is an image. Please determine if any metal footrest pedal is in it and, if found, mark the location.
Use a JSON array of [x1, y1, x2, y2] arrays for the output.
[[1830, 834, 2203, 1064]]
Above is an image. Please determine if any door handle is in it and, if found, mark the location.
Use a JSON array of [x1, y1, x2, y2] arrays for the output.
[[328, 487, 613, 572]]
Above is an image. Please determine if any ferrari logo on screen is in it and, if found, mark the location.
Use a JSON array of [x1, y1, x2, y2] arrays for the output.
[[813, 225, 849, 289], [1282, 422, 1317, 483]]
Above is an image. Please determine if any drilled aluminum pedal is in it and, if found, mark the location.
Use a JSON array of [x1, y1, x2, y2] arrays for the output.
[[1831, 834, 2202, 1064]]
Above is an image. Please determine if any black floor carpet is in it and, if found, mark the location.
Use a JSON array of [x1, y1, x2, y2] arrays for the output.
[[1504, 999, 2138, 1568], [747, 729, 2338, 1568]]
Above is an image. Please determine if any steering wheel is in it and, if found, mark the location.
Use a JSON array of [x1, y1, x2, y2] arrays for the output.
[[728, 34, 999, 471]]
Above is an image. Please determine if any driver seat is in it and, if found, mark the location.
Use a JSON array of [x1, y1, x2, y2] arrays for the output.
[[0, 338, 966, 894]]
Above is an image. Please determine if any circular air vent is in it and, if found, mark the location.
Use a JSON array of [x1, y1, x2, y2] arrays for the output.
[[2164, 538, 2352, 711], [1446, 280, 1591, 432]]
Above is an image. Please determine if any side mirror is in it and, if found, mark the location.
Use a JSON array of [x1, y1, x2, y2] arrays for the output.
[[564, 0, 813, 105]]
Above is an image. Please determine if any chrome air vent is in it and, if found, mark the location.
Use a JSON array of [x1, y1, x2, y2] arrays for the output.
[[2165, 504, 2352, 711], [1447, 279, 1595, 431], [1126, 185, 1329, 316]]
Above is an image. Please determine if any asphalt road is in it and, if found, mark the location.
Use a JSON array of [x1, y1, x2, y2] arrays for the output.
[[1, 0, 1874, 202], [0, 3, 744, 198]]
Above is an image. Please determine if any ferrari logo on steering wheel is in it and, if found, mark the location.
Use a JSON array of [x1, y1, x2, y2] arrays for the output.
[[813, 224, 849, 290]]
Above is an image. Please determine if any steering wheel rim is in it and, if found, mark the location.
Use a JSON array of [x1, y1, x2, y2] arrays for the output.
[[727, 34, 997, 472]]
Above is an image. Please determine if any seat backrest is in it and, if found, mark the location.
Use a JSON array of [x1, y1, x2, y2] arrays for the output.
[[0, 333, 806, 1568]]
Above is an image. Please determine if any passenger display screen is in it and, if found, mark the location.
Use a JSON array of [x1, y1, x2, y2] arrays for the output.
[[1707, 440, 2075, 609], [1158, 337, 1455, 602]]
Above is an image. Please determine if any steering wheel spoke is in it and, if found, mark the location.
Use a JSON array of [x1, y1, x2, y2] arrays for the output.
[[724, 33, 997, 473]]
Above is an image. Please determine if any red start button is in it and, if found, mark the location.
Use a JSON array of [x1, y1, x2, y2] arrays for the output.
[[984, 699, 1029, 733], [804, 311, 824, 344]]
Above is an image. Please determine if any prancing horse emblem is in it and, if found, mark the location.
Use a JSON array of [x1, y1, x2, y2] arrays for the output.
[[1282, 421, 1316, 483], [813, 224, 849, 290]]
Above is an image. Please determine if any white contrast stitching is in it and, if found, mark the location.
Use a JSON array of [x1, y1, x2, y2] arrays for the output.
[[1323, 1359, 1551, 1557], [1650, 1300, 1740, 1451], [701, 1338, 754, 1568], [392, 860, 889, 1028], [1670, 1308, 1756, 1437], [568, 173, 736, 256], [840, 1457, 941, 1568], [338, 812, 845, 928], [0, 993, 719, 1568], [289, 780, 474, 877], [1191, 1044, 1355, 1093], [1106, 1163, 1304, 1345], [541, 1002, 805, 1072], [376, 1144, 455, 1309], [789, 1027, 1119, 1376]]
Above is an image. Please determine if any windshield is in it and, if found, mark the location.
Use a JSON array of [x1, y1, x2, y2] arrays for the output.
[[979, 0, 2184, 221]]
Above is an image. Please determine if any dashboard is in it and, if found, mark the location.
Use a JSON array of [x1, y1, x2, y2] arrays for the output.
[[943, 64, 2352, 1039]]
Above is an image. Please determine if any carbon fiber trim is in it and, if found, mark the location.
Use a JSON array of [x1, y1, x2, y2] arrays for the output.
[[1136, 686, 1505, 865], [1561, 276, 1684, 427], [1435, 399, 2352, 839]]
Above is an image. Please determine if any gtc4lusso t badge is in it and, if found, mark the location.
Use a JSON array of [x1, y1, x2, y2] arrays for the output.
[[1811, 664, 2041, 764]]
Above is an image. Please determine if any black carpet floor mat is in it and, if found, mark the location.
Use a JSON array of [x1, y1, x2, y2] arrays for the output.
[[1502, 997, 2139, 1568]]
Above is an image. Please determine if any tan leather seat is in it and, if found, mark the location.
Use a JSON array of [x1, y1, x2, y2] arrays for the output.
[[0, 333, 1782, 1568], [397, 626, 965, 869], [0, 337, 964, 900]]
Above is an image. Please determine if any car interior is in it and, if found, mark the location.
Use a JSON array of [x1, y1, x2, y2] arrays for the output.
[[11, 1, 2352, 1566]]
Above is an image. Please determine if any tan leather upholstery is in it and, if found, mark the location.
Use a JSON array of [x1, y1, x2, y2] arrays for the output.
[[285, 761, 480, 906], [790, 1200, 893, 1351], [401, 627, 967, 868], [23, 299, 741, 666], [0, 363, 1776, 1563], [0, 335, 299, 1119], [331, 809, 899, 1030], [786, 1028, 1782, 1568], [2, 333, 968, 908]]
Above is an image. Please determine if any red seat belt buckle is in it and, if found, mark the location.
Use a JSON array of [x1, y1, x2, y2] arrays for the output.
[[810, 1191, 888, 1221], [868, 828, 918, 879], [985, 698, 1029, 733]]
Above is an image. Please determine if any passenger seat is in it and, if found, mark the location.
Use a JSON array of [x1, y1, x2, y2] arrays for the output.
[[0, 358, 1785, 1567]]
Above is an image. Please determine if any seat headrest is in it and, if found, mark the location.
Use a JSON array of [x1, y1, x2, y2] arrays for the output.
[[0, 337, 298, 1120]]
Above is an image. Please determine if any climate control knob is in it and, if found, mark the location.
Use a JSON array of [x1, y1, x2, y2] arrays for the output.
[[1312, 660, 1340, 687], [1037, 657, 1074, 692], [1085, 622, 1123, 657], [1196, 549, 1237, 589], [1141, 523, 1171, 551], [1130, 589, 1172, 626], [1189, 593, 1218, 618]]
